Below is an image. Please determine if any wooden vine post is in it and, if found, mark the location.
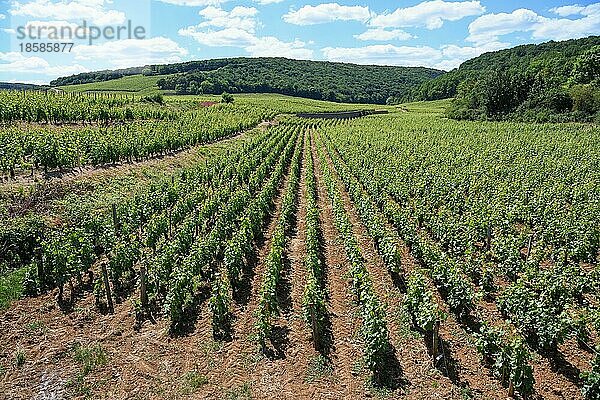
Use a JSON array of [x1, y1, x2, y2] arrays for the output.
[[508, 380, 515, 398], [140, 266, 148, 309], [432, 320, 440, 364], [101, 262, 114, 314], [486, 225, 492, 251], [525, 233, 534, 262], [35, 247, 44, 290], [112, 203, 120, 236]]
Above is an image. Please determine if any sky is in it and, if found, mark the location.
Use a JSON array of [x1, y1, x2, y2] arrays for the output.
[[0, 0, 599, 84]]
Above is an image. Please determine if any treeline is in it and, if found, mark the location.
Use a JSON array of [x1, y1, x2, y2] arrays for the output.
[[403, 36, 600, 122], [50, 66, 146, 86], [52, 57, 443, 105], [0, 82, 48, 91], [156, 58, 442, 104]]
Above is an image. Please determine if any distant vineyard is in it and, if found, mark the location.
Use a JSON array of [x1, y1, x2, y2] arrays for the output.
[[0, 91, 276, 177]]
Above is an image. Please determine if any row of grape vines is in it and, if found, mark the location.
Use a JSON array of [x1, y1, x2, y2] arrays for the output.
[[318, 126, 534, 395], [0, 90, 169, 123], [314, 131, 393, 381], [0, 104, 275, 177]]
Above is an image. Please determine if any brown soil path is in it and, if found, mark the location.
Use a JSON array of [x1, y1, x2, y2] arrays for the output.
[[310, 130, 367, 398]]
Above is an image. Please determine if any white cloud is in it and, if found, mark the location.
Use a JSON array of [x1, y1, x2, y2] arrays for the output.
[[179, 26, 256, 46], [246, 37, 313, 58], [437, 41, 508, 69], [354, 28, 413, 41], [72, 37, 188, 68], [283, 3, 371, 25], [0, 51, 88, 75], [198, 6, 259, 32], [551, 5, 587, 17], [180, 5, 313, 59], [180, 26, 313, 58], [321, 41, 508, 70], [322, 44, 442, 67], [157, 0, 282, 6], [156, 0, 228, 6], [370, 0, 485, 30], [468, 9, 540, 44], [468, 5, 600, 45], [0, 13, 5, 20], [10, 0, 126, 25]]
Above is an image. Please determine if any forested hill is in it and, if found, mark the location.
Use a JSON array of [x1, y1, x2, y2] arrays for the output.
[[405, 36, 600, 122], [51, 57, 444, 104], [0, 82, 47, 90], [408, 36, 600, 102]]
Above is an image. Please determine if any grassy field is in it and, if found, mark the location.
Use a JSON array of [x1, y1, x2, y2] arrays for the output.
[[399, 98, 453, 113], [59, 74, 167, 95]]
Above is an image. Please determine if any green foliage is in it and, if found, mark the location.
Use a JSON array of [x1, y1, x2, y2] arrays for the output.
[[405, 270, 445, 332], [0, 267, 26, 310], [209, 270, 232, 339], [14, 348, 26, 368], [221, 92, 234, 104], [182, 370, 208, 394], [0, 93, 275, 177], [317, 136, 392, 379], [72, 343, 108, 375], [411, 36, 600, 122], [301, 145, 329, 352], [412, 36, 600, 102], [320, 112, 597, 393], [140, 93, 164, 104], [571, 84, 600, 114], [571, 46, 600, 85], [130, 57, 441, 104], [256, 132, 302, 348], [474, 325, 534, 397], [582, 348, 600, 399], [498, 282, 572, 351]]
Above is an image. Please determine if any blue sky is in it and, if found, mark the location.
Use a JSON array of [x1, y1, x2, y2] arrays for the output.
[[0, 0, 599, 84]]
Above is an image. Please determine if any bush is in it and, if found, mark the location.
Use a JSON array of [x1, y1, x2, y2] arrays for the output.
[[221, 92, 234, 104], [571, 85, 600, 115], [140, 94, 164, 104]]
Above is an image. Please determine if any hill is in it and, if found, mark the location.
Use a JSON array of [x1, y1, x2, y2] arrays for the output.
[[59, 74, 164, 96], [0, 82, 47, 91], [405, 36, 600, 122], [51, 57, 444, 105]]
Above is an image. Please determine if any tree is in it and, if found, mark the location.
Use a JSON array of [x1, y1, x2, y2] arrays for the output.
[[571, 85, 600, 115], [188, 80, 200, 95], [571, 46, 600, 85], [221, 92, 234, 104]]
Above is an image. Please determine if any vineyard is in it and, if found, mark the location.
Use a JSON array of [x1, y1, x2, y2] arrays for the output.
[[0, 93, 599, 399]]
